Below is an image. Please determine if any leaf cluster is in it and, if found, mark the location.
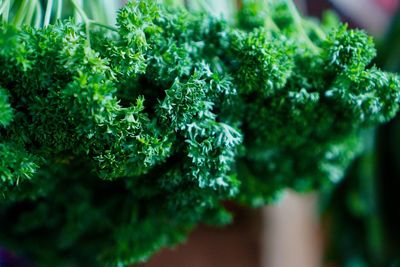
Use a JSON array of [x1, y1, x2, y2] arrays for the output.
[[0, 0, 399, 266]]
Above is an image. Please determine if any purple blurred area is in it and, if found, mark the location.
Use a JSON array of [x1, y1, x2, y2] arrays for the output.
[[308, 0, 399, 35], [0, 248, 32, 267]]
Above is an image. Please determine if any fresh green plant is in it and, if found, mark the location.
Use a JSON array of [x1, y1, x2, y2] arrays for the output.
[[324, 8, 400, 267], [0, 0, 399, 266]]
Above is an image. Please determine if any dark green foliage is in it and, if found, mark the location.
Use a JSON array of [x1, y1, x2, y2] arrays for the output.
[[0, 1, 399, 266], [323, 25, 376, 72], [327, 67, 400, 125], [229, 29, 294, 97], [0, 88, 13, 127], [324, 9, 400, 267], [237, 0, 267, 30]]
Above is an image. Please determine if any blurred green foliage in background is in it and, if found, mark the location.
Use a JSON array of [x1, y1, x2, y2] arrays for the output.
[[323, 8, 400, 267]]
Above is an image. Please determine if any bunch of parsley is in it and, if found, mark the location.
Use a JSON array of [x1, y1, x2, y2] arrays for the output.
[[0, 0, 399, 266]]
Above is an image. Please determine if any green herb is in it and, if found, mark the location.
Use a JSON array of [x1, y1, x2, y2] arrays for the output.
[[0, 0, 399, 266]]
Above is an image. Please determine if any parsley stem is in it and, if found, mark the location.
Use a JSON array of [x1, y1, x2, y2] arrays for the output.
[[71, 0, 90, 22], [56, 0, 62, 20], [71, 0, 91, 46], [89, 0, 100, 23], [103, 0, 119, 25], [264, 17, 280, 32], [34, 0, 42, 28], [90, 20, 118, 32], [0, 0, 10, 22], [263, 1, 281, 32], [304, 19, 327, 40], [164, 0, 185, 7], [13, 0, 29, 26], [286, 0, 321, 53], [196, 0, 214, 14], [0, 1, 6, 17], [24, 0, 36, 26], [44, 0, 53, 26]]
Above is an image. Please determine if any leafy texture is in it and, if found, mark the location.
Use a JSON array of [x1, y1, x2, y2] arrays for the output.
[[0, 1, 399, 266], [0, 88, 13, 127], [323, 9, 400, 267]]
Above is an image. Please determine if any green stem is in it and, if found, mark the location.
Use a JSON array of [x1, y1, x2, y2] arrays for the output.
[[35, 0, 42, 28], [286, 0, 321, 53], [263, 1, 280, 32], [303, 19, 327, 40], [163, 0, 185, 7], [13, 0, 29, 26], [56, 0, 62, 20], [71, 0, 91, 46], [102, 0, 119, 25], [24, 0, 36, 26], [90, 20, 118, 32], [92, 0, 116, 25], [264, 17, 280, 32], [90, 0, 103, 23], [43, 0, 54, 26], [195, 0, 214, 13], [1, 0, 10, 22], [71, 0, 90, 22], [0, 0, 6, 16]]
